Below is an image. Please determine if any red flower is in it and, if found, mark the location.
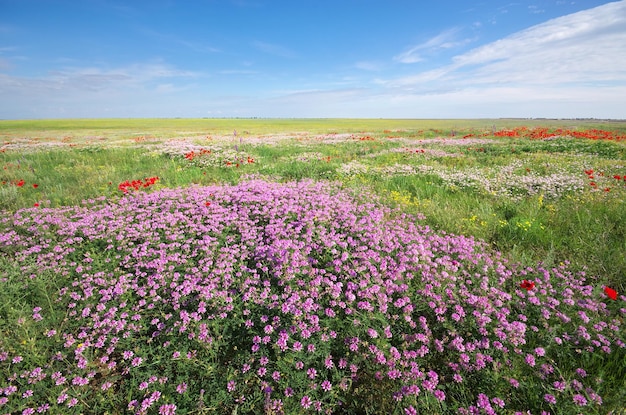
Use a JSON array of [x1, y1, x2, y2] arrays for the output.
[[33, 202, 39, 207], [32, 183, 39, 188], [520, 280, 535, 291], [604, 286, 618, 300], [205, 201, 211, 206], [16, 179, 25, 187]]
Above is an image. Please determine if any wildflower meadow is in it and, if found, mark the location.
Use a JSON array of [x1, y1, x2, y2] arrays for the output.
[[0, 119, 624, 414]]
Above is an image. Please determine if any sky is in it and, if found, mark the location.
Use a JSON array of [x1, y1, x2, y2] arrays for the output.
[[1, 0, 625, 119]]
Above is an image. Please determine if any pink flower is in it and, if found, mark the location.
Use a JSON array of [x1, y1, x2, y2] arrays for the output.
[[176, 383, 187, 394]]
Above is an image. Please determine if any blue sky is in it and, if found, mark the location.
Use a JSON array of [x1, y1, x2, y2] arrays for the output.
[[1, 0, 625, 119]]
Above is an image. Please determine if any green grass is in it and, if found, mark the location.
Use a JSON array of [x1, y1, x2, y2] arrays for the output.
[[3, 117, 625, 139], [1, 118, 626, 414], [2, 119, 625, 291]]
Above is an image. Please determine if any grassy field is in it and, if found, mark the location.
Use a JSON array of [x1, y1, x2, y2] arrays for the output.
[[0, 118, 625, 414], [2, 117, 623, 139]]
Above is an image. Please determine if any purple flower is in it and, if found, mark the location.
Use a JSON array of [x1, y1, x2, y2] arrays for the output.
[[176, 383, 187, 394], [476, 393, 491, 409], [491, 397, 504, 408], [159, 404, 177, 415], [544, 394, 557, 404], [300, 395, 312, 409], [573, 394, 587, 406]]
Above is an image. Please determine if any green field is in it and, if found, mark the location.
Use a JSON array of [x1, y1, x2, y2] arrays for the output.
[[2, 118, 625, 285], [1, 118, 624, 414], [2, 117, 622, 138]]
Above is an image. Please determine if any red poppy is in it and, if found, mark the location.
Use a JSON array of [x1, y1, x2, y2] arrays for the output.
[[33, 202, 39, 207], [604, 286, 618, 300], [205, 202, 211, 206], [520, 280, 535, 291], [32, 183, 39, 188], [16, 179, 25, 187]]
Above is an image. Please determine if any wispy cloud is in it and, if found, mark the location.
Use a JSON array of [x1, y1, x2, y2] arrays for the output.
[[384, 1, 626, 90], [355, 61, 384, 71], [0, 62, 206, 118], [219, 69, 258, 75], [0, 62, 200, 95], [252, 40, 296, 58], [138, 27, 220, 53], [393, 28, 476, 63], [528, 5, 546, 14]]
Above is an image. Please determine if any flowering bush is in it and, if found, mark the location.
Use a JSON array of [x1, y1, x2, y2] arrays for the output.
[[183, 147, 256, 168], [0, 180, 624, 414]]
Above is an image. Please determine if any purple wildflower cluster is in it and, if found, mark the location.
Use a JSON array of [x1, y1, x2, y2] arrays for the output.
[[0, 180, 623, 414]]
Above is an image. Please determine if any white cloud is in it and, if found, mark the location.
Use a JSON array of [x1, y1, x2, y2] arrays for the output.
[[0, 62, 204, 119], [136, 27, 220, 54], [393, 29, 475, 64], [355, 61, 384, 71], [0, 63, 200, 95], [2, 2, 626, 119], [252, 41, 296, 58], [383, 1, 626, 92], [219, 69, 258, 75], [0, 58, 11, 71]]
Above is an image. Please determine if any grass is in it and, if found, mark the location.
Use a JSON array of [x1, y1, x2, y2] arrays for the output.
[[2, 119, 625, 285], [0, 119, 625, 414]]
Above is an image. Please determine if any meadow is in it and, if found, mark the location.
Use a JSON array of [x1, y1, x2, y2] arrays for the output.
[[0, 118, 624, 414]]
